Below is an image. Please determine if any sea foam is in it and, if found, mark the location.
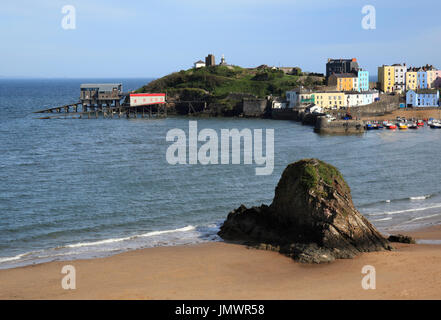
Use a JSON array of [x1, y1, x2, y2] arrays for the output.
[[64, 225, 196, 249]]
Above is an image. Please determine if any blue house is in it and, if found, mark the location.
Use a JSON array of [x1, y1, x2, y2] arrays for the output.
[[357, 70, 369, 92], [417, 70, 428, 89], [406, 89, 439, 107]]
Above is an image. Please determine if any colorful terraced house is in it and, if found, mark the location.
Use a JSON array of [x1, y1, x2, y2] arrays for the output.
[[313, 91, 347, 109], [427, 70, 441, 88], [357, 70, 370, 92], [378, 64, 407, 93], [406, 71, 417, 91], [378, 65, 395, 93], [407, 65, 440, 90], [417, 69, 428, 89], [328, 73, 359, 91], [406, 89, 440, 107]]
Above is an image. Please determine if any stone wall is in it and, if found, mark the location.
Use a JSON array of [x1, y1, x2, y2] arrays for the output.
[[344, 94, 401, 117], [243, 99, 268, 117], [315, 117, 365, 134], [271, 108, 301, 120]]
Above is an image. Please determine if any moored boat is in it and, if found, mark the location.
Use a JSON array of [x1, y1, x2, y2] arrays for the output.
[[398, 123, 408, 130], [385, 123, 397, 130]]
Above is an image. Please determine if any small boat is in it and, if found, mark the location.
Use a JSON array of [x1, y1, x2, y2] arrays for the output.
[[430, 122, 441, 129], [417, 120, 424, 127], [366, 123, 375, 130], [398, 123, 408, 130], [370, 121, 382, 129], [408, 123, 418, 129], [385, 123, 397, 130]]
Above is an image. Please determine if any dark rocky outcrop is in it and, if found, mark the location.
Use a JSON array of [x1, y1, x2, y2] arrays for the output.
[[218, 159, 392, 263], [388, 234, 416, 244]]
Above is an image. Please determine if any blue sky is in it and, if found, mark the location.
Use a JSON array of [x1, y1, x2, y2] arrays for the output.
[[1, 0, 441, 78]]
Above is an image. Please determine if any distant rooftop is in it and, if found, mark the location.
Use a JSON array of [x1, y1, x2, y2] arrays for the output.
[[312, 90, 347, 94], [345, 90, 378, 95], [414, 89, 439, 94], [80, 83, 122, 91], [327, 58, 357, 62], [330, 73, 357, 78], [407, 64, 436, 72], [381, 63, 406, 67]]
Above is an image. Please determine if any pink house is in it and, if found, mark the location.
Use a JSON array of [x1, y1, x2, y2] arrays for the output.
[[428, 70, 441, 88]]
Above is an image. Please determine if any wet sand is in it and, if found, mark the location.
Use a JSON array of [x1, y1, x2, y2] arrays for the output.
[[401, 225, 441, 240], [0, 226, 440, 300]]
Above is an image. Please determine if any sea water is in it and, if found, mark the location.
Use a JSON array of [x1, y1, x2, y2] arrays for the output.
[[1, 78, 441, 269]]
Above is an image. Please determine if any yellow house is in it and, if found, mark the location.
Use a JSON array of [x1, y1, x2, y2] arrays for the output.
[[378, 65, 395, 93], [313, 92, 347, 110], [328, 74, 358, 91], [406, 71, 417, 90]]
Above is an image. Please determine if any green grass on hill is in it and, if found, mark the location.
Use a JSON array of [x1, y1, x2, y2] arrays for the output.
[[136, 65, 323, 102]]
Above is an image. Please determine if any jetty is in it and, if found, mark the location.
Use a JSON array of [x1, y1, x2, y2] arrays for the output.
[[34, 83, 167, 119]]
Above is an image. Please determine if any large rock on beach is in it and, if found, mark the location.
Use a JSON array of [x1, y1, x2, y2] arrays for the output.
[[218, 159, 392, 263]]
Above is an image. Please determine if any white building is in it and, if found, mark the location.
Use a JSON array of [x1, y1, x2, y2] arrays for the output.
[[194, 60, 206, 69], [286, 87, 314, 108], [272, 101, 287, 109], [352, 77, 359, 92], [306, 104, 323, 114], [219, 54, 228, 66], [346, 90, 379, 107], [346, 92, 365, 107], [393, 64, 406, 92]]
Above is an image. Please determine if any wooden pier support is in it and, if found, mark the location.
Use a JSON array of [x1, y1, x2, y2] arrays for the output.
[[34, 102, 168, 120]]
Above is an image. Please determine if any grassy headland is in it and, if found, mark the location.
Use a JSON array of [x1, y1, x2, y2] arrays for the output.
[[135, 65, 324, 115]]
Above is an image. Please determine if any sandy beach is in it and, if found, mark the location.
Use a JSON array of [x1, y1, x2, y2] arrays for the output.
[[361, 108, 441, 121], [0, 226, 440, 300]]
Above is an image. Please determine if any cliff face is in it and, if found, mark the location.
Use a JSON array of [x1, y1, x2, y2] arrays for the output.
[[218, 159, 391, 263]]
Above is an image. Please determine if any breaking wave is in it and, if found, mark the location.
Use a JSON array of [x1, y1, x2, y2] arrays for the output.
[[63, 225, 196, 249], [0, 224, 220, 269], [367, 204, 441, 216]]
